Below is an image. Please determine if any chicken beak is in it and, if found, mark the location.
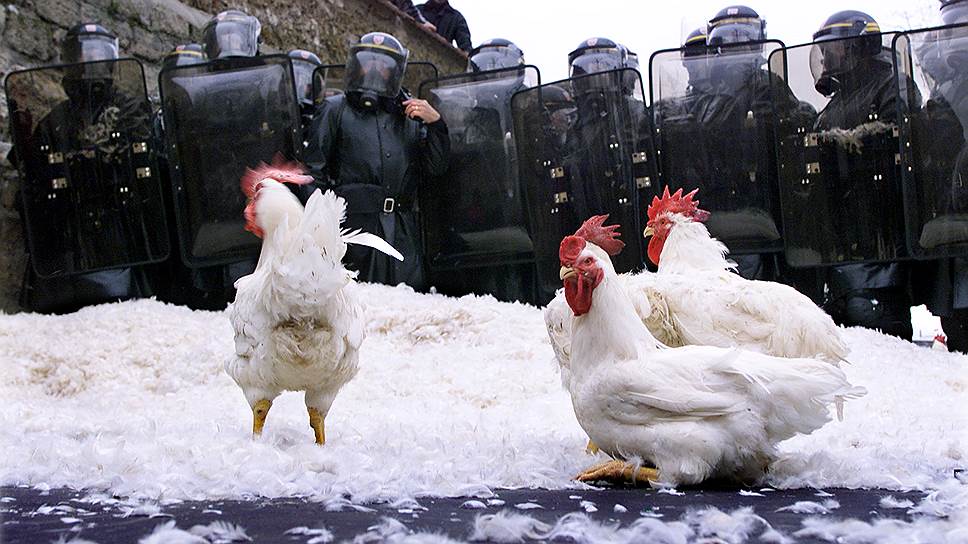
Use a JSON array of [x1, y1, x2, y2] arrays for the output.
[[643, 226, 654, 239], [560, 266, 577, 281]]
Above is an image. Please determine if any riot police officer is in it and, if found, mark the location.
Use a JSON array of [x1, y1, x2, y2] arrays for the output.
[[304, 32, 449, 288], [162, 9, 282, 309], [468, 38, 524, 72], [695, 6, 792, 282], [13, 23, 154, 313], [813, 10, 915, 340], [907, 1, 968, 351]]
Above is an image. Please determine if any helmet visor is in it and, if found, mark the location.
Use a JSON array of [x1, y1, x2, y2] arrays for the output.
[[470, 48, 521, 71], [345, 49, 406, 98], [570, 49, 623, 76], [205, 19, 259, 58], [291, 59, 319, 104], [942, 4, 968, 25], [63, 34, 119, 64], [708, 23, 762, 47]]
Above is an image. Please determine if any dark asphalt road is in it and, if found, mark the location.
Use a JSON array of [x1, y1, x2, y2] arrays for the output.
[[0, 485, 929, 543]]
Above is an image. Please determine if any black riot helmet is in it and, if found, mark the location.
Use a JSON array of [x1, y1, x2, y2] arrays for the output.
[[162, 43, 205, 70], [811, 10, 883, 96], [707, 5, 766, 49], [568, 37, 627, 77], [202, 9, 261, 59], [345, 32, 409, 110], [941, 0, 968, 25], [62, 23, 119, 65], [288, 49, 323, 106], [468, 38, 525, 72]]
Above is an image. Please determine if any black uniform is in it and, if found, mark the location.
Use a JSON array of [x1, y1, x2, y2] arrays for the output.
[[15, 81, 153, 313], [304, 92, 449, 288], [909, 54, 968, 351], [816, 54, 915, 340], [417, 0, 472, 52]]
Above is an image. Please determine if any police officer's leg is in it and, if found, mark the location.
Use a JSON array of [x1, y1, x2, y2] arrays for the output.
[[941, 309, 968, 353], [842, 287, 913, 341]]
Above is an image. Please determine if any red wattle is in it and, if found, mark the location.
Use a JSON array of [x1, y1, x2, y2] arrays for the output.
[[647, 236, 664, 266], [564, 277, 592, 316]]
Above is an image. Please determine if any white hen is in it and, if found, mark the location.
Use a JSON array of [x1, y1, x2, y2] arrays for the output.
[[557, 227, 865, 486], [226, 158, 402, 444], [546, 192, 848, 392]]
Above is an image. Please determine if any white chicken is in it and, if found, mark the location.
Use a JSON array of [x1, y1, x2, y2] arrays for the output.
[[545, 190, 848, 394], [557, 224, 865, 486], [226, 157, 403, 444]]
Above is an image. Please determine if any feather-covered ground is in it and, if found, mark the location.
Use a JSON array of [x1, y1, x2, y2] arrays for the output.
[[1, 283, 966, 541]]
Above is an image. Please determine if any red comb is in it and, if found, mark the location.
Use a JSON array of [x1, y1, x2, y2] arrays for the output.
[[240, 152, 314, 198], [573, 215, 625, 256], [560, 235, 586, 264], [646, 187, 710, 223]]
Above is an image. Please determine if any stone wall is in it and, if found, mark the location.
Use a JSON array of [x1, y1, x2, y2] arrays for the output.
[[0, 0, 466, 312]]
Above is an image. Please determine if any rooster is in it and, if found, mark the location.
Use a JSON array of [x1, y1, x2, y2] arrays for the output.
[[226, 157, 403, 444], [640, 187, 847, 363], [545, 191, 848, 394], [558, 218, 865, 486]]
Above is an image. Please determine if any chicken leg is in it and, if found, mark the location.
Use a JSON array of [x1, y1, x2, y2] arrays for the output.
[[576, 460, 659, 486], [252, 399, 273, 437], [308, 407, 326, 445]]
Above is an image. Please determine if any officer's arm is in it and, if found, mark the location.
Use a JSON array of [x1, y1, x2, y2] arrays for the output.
[[454, 14, 472, 53], [304, 99, 340, 190], [420, 118, 450, 179]]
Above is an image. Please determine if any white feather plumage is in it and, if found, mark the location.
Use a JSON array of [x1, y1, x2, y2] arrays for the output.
[[227, 185, 394, 439], [546, 213, 849, 392], [563, 243, 865, 486]]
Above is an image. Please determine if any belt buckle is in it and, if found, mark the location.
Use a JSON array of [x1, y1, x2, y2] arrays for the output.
[[383, 197, 395, 213]]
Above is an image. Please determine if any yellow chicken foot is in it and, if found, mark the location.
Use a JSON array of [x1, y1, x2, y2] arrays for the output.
[[252, 399, 273, 437], [586, 440, 601, 455], [576, 460, 659, 486], [308, 407, 326, 445]]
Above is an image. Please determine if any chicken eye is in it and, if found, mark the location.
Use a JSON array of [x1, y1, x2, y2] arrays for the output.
[[583, 257, 593, 265]]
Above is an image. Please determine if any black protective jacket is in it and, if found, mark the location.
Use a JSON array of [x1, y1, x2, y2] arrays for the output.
[[13, 90, 151, 313], [304, 93, 449, 288], [815, 57, 911, 302], [417, 1, 472, 52]]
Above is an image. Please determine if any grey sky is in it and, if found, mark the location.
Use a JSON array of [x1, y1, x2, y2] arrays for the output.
[[451, 1, 941, 81]]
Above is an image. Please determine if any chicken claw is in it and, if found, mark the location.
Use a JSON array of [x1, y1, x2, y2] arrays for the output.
[[252, 399, 273, 437], [308, 407, 326, 445], [576, 460, 659, 486]]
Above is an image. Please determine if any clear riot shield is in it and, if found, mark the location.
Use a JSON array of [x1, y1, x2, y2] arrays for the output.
[[649, 40, 787, 253], [159, 54, 302, 267], [311, 61, 439, 103], [894, 23, 968, 259], [511, 68, 658, 300], [768, 33, 908, 267], [5, 58, 170, 278], [417, 65, 539, 270]]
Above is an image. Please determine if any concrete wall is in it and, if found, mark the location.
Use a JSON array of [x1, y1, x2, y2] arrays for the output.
[[0, 0, 466, 312]]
